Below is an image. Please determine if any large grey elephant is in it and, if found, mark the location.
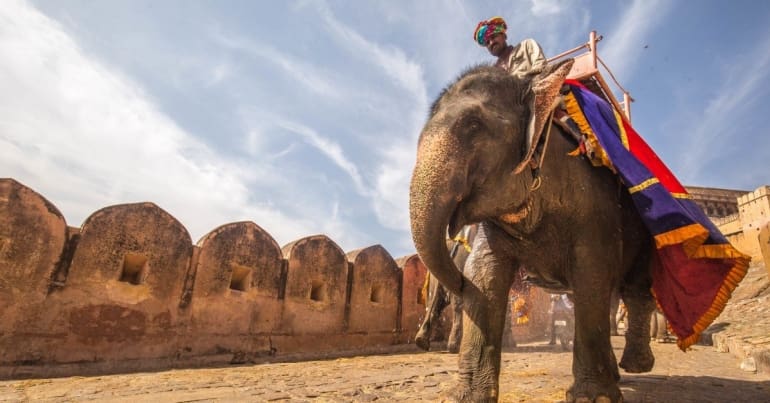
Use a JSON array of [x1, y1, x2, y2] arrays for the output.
[[415, 224, 520, 353], [409, 59, 656, 402], [414, 231, 472, 353]]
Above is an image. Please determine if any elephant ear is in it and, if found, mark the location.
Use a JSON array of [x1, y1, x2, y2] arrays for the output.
[[513, 58, 575, 174]]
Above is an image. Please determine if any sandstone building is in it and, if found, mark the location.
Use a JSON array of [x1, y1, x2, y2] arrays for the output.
[[2, 178, 768, 379], [687, 185, 770, 265], [0, 178, 430, 379]]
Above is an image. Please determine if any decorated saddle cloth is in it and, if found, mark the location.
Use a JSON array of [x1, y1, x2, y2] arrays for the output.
[[561, 79, 750, 350]]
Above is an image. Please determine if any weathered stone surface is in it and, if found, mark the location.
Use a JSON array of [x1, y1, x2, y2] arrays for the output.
[[346, 245, 400, 335], [0, 179, 68, 365], [396, 254, 427, 344], [0, 178, 66, 298], [704, 261, 770, 374], [49, 202, 193, 363], [760, 222, 770, 275], [187, 221, 284, 357], [280, 235, 347, 336], [66, 202, 192, 302], [0, 181, 437, 375], [3, 339, 769, 402]]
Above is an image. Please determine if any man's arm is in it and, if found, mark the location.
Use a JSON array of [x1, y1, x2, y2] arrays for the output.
[[521, 38, 546, 71], [507, 38, 547, 78]]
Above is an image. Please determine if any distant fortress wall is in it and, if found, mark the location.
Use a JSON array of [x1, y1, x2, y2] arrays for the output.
[[686, 185, 770, 266], [3, 177, 768, 379], [735, 186, 770, 262], [0, 178, 428, 379]]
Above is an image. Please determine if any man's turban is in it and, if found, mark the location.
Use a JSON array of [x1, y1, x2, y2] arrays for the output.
[[474, 16, 507, 46]]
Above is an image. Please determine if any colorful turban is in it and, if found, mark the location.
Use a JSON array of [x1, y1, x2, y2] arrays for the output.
[[474, 16, 507, 46]]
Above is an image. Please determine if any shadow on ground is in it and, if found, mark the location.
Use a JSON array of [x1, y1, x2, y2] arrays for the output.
[[619, 375, 770, 403]]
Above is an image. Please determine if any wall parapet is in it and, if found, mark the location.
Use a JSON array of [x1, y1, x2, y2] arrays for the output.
[[0, 178, 427, 379]]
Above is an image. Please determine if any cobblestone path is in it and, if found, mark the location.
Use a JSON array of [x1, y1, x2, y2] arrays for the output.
[[2, 336, 769, 402]]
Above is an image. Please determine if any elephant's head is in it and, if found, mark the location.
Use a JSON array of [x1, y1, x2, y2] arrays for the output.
[[409, 60, 573, 295]]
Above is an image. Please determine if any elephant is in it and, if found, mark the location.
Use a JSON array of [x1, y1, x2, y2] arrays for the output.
[[409, 59, 657, 402], [414, 225, 519, 353], [609, 289, 622, 336], [650, 308, 671, 342], [414, 227, 474, 353]]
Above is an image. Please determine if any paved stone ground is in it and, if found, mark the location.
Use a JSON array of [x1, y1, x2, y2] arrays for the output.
[[2, 336, 769, 403], [703, 262, 770, 374], [2, 263, 767, 402]]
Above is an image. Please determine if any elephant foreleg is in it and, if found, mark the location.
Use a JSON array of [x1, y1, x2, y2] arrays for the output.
[[446, 293, 463, 353], [567, 246, 622, 402], [618, 253, 655, 373], [609, 288, 621, 336], [415, 282, 449, 351], [619, 289, 655, 372], [450, 224, 515, 403]]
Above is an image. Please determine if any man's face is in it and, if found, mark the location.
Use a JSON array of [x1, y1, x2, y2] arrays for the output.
[[486, 33, 507, 57]]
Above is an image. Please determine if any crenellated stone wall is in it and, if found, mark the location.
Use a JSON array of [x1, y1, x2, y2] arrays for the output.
[[0, 178, 429, 379], [684, 185, 770, 267]]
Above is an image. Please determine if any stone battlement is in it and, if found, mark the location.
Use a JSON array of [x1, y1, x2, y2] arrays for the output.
[[738, 185, 770, 206], [0, 178, 429, 379]]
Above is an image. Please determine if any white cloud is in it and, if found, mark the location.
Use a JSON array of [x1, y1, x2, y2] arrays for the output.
[[531, 0, 565, 16], [206, 62, 233, 87], [308, 0, 428, 114], [601, 0, 671, 84], [0, 0, 318, 246], [678, 32, 770, 184], [275, 119, 369, 196], [214, 31, 343, 99], [301, 0, 428, 235]]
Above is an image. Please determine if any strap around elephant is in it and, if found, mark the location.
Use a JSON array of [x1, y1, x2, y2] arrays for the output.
[[526, 109, 555, 191]]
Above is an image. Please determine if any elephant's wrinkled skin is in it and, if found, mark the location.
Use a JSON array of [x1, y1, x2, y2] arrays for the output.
[[409, 60, 656, 403], [414, 236, 470, 353]]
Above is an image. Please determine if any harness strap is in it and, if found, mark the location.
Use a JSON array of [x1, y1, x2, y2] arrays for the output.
[[527, 109, 555, 191]]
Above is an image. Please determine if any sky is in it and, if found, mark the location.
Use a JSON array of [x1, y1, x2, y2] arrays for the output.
[[2, 0, 769, 259]]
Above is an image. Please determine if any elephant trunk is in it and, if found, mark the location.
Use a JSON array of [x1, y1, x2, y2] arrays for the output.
[[409, 131, 466, 296]]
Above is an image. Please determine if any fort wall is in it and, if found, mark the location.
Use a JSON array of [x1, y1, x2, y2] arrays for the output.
[[736, 186, 770, 261], [0, 178, 429, 379], [3, 177, 768, 378], [687, 184, 770, 267]]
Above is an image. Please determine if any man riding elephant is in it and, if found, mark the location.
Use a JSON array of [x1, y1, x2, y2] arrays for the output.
[[473, 16, 546, 78], [409, 56, 657, 402]]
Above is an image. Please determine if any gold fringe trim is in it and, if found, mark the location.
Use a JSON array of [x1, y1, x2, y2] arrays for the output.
[[453, 236, 472, 253], [653, 223, 709, 255], [419, 271, 430, 305], [628, 178, 659, 194], [612, 107, 630, 150], [670, 192, 693, 199], [651, 225, 751, 351], [676, 253, 749, 351], [564, 85, 751, 351], [563, 92, 615, 171]]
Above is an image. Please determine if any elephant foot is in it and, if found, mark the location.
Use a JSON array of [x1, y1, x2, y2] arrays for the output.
[[439, 383, 496, 403], [447, 339, 460, 354], [415, 333, 431, 351], [619, 343, 654, 373], [566, 381, 623, 403]]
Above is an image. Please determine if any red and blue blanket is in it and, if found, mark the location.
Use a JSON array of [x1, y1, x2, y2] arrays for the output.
[[562, 79, 750, 350]]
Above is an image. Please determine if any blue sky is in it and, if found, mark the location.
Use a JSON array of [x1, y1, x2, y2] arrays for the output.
[[2, 0, 769, 258]]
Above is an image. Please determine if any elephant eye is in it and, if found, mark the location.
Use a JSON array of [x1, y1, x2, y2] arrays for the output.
[[466, 118, 484, 133]]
